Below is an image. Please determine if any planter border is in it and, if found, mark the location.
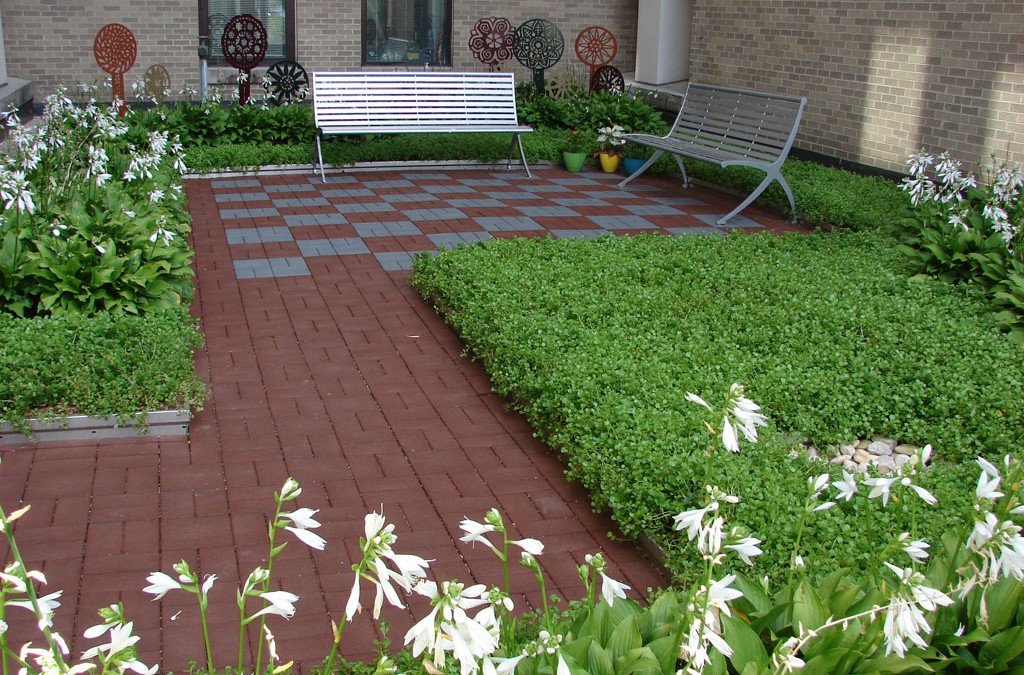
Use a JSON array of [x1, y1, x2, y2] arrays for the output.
[[0, 409, 191, 445]]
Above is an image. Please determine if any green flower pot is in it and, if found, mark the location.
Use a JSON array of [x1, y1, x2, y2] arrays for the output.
[[563, 151, 588, 172]]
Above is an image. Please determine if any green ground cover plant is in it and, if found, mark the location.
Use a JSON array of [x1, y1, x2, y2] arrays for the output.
[[0, 87, 205, 427], [164, 88, 905, 233], [0, 305, 206, 431], [411, 231, 1024, 584]]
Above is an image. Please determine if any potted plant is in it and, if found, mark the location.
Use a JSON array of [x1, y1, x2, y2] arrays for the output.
[[622, 144, 654, 177], [595, 124, 625, 173], [562, 130, 589, 172]]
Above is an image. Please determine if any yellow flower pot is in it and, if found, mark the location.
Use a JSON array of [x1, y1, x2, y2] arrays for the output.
[[598, 152, 621, 173]]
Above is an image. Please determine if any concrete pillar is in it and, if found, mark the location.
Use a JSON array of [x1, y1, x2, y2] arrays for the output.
[[634, 0, 692, 85], [0, 6, 8, 87]]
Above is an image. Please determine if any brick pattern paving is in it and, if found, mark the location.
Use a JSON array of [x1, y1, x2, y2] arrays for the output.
[[0, 167, 799, 673]]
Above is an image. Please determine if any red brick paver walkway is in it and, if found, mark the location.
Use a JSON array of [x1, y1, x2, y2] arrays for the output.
[[0, 167, 802, 673]]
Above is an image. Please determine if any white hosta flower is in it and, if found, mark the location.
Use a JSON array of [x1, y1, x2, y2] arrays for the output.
[[832, 470, 859, 501], [899, 534, 931, 563], [80, 620, 141, 660], [510, 537, 544, 556], [726, 383, 768, 445], [405, 580, 500, 675], [281, 507, 327, 550], [585, 553, 631, 604], [725, 534, 763, 566], [6, 590, 63, 628], [252, 590, 299, 619], [143, 571, 183, 600], [881, 563, 953, 657], [864, 476, 896, 506], [347, 509, 431, 620], [459, 515, 499, 552], [674, 504, 714, 541]]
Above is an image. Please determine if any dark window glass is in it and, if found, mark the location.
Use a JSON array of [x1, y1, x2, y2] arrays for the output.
[[199, 0, 296, 66], [363, 0, 452, 65]]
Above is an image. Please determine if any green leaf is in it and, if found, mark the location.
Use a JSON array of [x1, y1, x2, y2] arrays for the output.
[[587, 642, 614, 675], [721, 614, 769, 670], [855, 654, 933, 673], [606, 615, 643, 661], [984, 577, 1023, 633], [979, 626, 1024, 670]]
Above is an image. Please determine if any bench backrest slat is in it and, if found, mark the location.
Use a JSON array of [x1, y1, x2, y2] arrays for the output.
[[313, 71, 523, 131], [668, 83, 805, 162]]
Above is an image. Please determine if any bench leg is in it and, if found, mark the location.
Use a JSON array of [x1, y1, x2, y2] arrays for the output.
[[717, 169, 793, 226], [507, 134, 532, 178], [617, 150, 664, 188], [315, 136, 326, 183]]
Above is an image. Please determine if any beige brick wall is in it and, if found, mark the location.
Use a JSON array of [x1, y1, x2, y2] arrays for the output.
[[1, 0, 638, 102], [689, 0, 1024, 173], [5, 0, 1020, 174], [2, 0, 196, 101]]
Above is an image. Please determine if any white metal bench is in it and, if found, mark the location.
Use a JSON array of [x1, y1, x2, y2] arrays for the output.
[[618, 82, 807, 225], [311, 71, 533, 181]]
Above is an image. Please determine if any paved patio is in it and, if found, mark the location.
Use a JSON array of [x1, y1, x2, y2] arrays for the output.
[[0, 165, 802, 673]]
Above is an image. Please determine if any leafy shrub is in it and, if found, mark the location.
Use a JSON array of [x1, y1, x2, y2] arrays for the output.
[[0, 89, 194, 317], [517, 88, 668, 137], [133, 98, 316, 148], [411, 231, 1024, 582], [895, 151, 1024, 343], [0, 305, 206, 430]]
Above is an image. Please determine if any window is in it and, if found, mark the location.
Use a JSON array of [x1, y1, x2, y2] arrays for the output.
[[199, 0, 296, 67], [363, 0, 451, 65]]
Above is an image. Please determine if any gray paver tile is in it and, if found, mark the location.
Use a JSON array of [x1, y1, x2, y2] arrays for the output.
[[515, 205, 580, 217], [215, 192, 270, 203], [621, 204, 686, 216], [211, 178, 262, 189], [475, 216, 543, 232], [225, 227, 295, 244], [695, 213, 762, 229], [233, 257, 310, 278], [481, 191, 541, 200], [379, 192, 440, 203], [447, 199, 506, 208], [297, 238, 372, 257], [374, 251, 431, 271], [284, 212, 350, 227], [552, 198, 611, 207], [313, 175, 359, 184], [519, 184, 574, 193], [334, 202, 397, 214], [427, 232, 492, 249], [581, 189, 644, 200], [588, 214, 655, 229], [549, 177, 601, 186], [459, 179, 510, 186], [364, 179, 417, 188], [219, 207, 280, 219], [322, 188, 376, 198], [405, 173, 452, 180], [265, 183, 317, 193], [273, 196, 330, 208], [405, 207, 468, 221], [652, 196, 707, 206], [666, 226, 726, 236], [550, 229, 608, 239], [420, 184, 477, 194], [353, 221, 423, 237]]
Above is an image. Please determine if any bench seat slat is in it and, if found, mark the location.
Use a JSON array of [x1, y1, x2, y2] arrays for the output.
[[619, 81, 807, 226], [311, 70, 532, 180]]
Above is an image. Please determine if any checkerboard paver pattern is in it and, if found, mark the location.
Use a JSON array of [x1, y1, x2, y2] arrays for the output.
[[212, 167, 799, 279], [0, 167, 801, 674]]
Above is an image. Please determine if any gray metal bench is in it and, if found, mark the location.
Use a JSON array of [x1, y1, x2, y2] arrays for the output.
[[618, 82, 807, 225], [311, 71, 533, 181]]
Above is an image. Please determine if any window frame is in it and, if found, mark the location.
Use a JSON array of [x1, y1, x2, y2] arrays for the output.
[[361, 0, 452, 66], [198, 0, 296, 68]]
